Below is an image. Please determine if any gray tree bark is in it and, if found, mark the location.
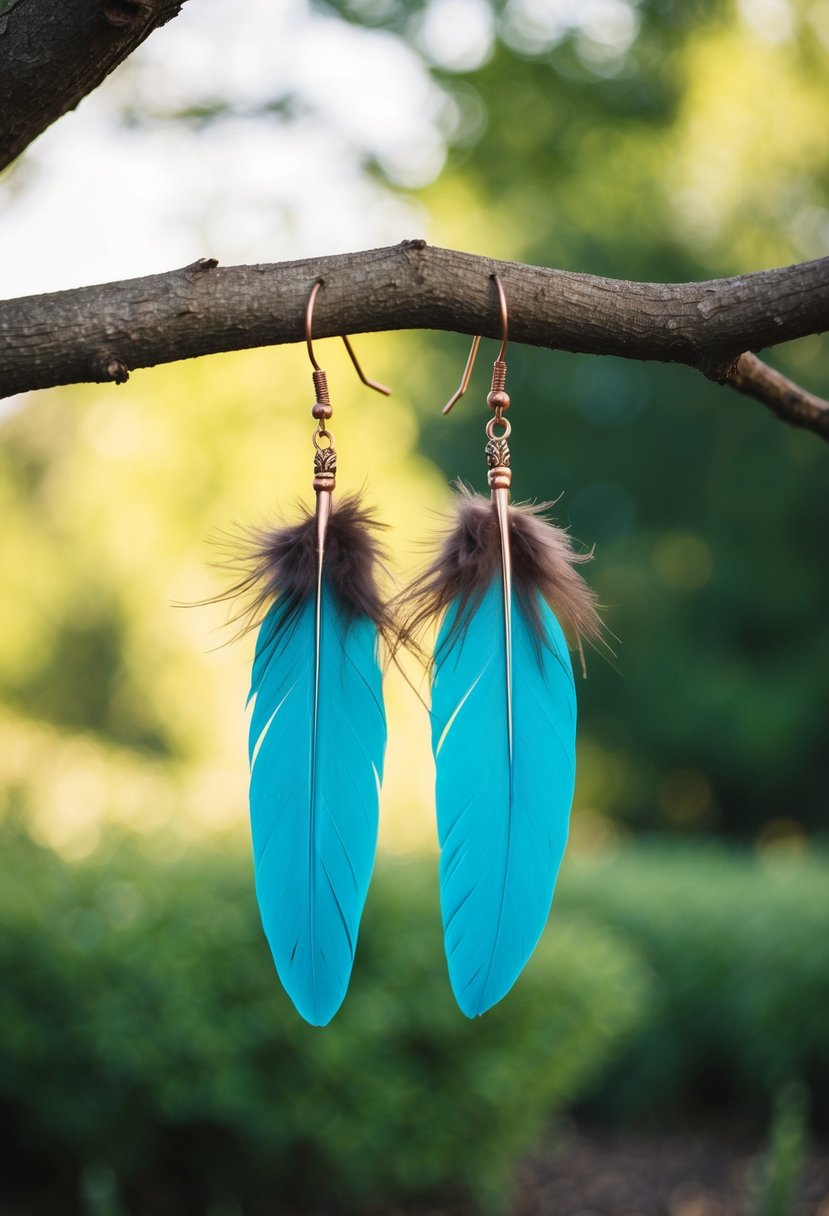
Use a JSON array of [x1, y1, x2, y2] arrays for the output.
[[0, 0, 188, 171], [1, 241, 828, 439], [1, 2, 827, 441]]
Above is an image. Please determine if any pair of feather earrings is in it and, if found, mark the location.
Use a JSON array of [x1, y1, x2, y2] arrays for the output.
[[237, 276, 600, 1026]]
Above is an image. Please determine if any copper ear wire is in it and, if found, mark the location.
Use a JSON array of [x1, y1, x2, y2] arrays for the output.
[[442, 273, 509, 419], [304, 278, 392, 539], [306, 281, 335, 457], [440, 272, 513, 493], [441, 274, 515, 738], [340, 335, 392, 396], [442, 335, 481, 415], [305, 279, 391, 407]]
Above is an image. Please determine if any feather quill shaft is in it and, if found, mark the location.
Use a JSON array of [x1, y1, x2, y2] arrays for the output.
[[311, 487, 330, 827], [493, 485, 513, 764]]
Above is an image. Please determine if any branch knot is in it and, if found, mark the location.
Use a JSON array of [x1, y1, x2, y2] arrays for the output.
[[95, 356, 130, 384]]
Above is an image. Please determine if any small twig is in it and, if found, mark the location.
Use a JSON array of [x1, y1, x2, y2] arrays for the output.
[[729, 352, 829, 439]]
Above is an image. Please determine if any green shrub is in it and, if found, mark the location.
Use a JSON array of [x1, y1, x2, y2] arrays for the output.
[[557, 844, 829, 1124], [753, 1083, 810, 1216], [0, 823, 649, 1214]]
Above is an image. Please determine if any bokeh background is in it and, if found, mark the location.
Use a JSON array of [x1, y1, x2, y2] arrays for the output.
[[1, 0, 828, 1212]]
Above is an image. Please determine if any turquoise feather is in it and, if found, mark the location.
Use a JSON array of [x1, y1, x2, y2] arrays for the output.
[[431, 578, 576, 1017], [248, 582, 386, 1026]]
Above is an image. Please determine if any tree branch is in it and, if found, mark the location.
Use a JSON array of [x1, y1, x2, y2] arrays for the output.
[[729, 352, 829, 439], [1, 241, 828, 440], [0, 0, 188, 171]]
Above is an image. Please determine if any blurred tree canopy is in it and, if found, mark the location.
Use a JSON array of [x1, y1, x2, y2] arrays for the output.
[[333, 0, 829, 838], [1, 0, 827, 852]]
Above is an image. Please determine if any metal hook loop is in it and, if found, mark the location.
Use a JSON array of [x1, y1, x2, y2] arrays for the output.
[[442, 273, 509, 415], [305, 279, 324, 372], [304, 278, 391, 395]]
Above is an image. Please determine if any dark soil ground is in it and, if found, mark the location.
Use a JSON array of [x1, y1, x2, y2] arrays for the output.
[[512, 1122, 829, 1216]]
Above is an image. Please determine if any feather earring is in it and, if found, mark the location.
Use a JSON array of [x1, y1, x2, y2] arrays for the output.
[[231, 281, 394, 1026], [400, 276, 602, 1018]]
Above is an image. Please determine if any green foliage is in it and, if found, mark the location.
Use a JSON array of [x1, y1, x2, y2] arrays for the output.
[[4, 0, 829, 850], [2, 825, 828, 1210], [0, 822, 648, 1214], [405, 0, 829, 839], [317, 0, 829, 843], [3, 7, 829, 1204], [755, 1084, 810, 1216], [558, 845, 829, 1123]]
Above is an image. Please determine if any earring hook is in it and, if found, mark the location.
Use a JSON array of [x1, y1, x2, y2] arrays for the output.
[[305, 279, 391, 395], [443, 273, 509, 415]]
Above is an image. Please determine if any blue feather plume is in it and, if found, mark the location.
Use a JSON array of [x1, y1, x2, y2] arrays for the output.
[[432, 578, 575, 1017], [242, 500, 388, 1026], [401, 491, 599, 1017]]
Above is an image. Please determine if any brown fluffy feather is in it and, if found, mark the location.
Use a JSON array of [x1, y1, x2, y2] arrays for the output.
[[398, 490, 602, 653], [211, 495, 398, 647]]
